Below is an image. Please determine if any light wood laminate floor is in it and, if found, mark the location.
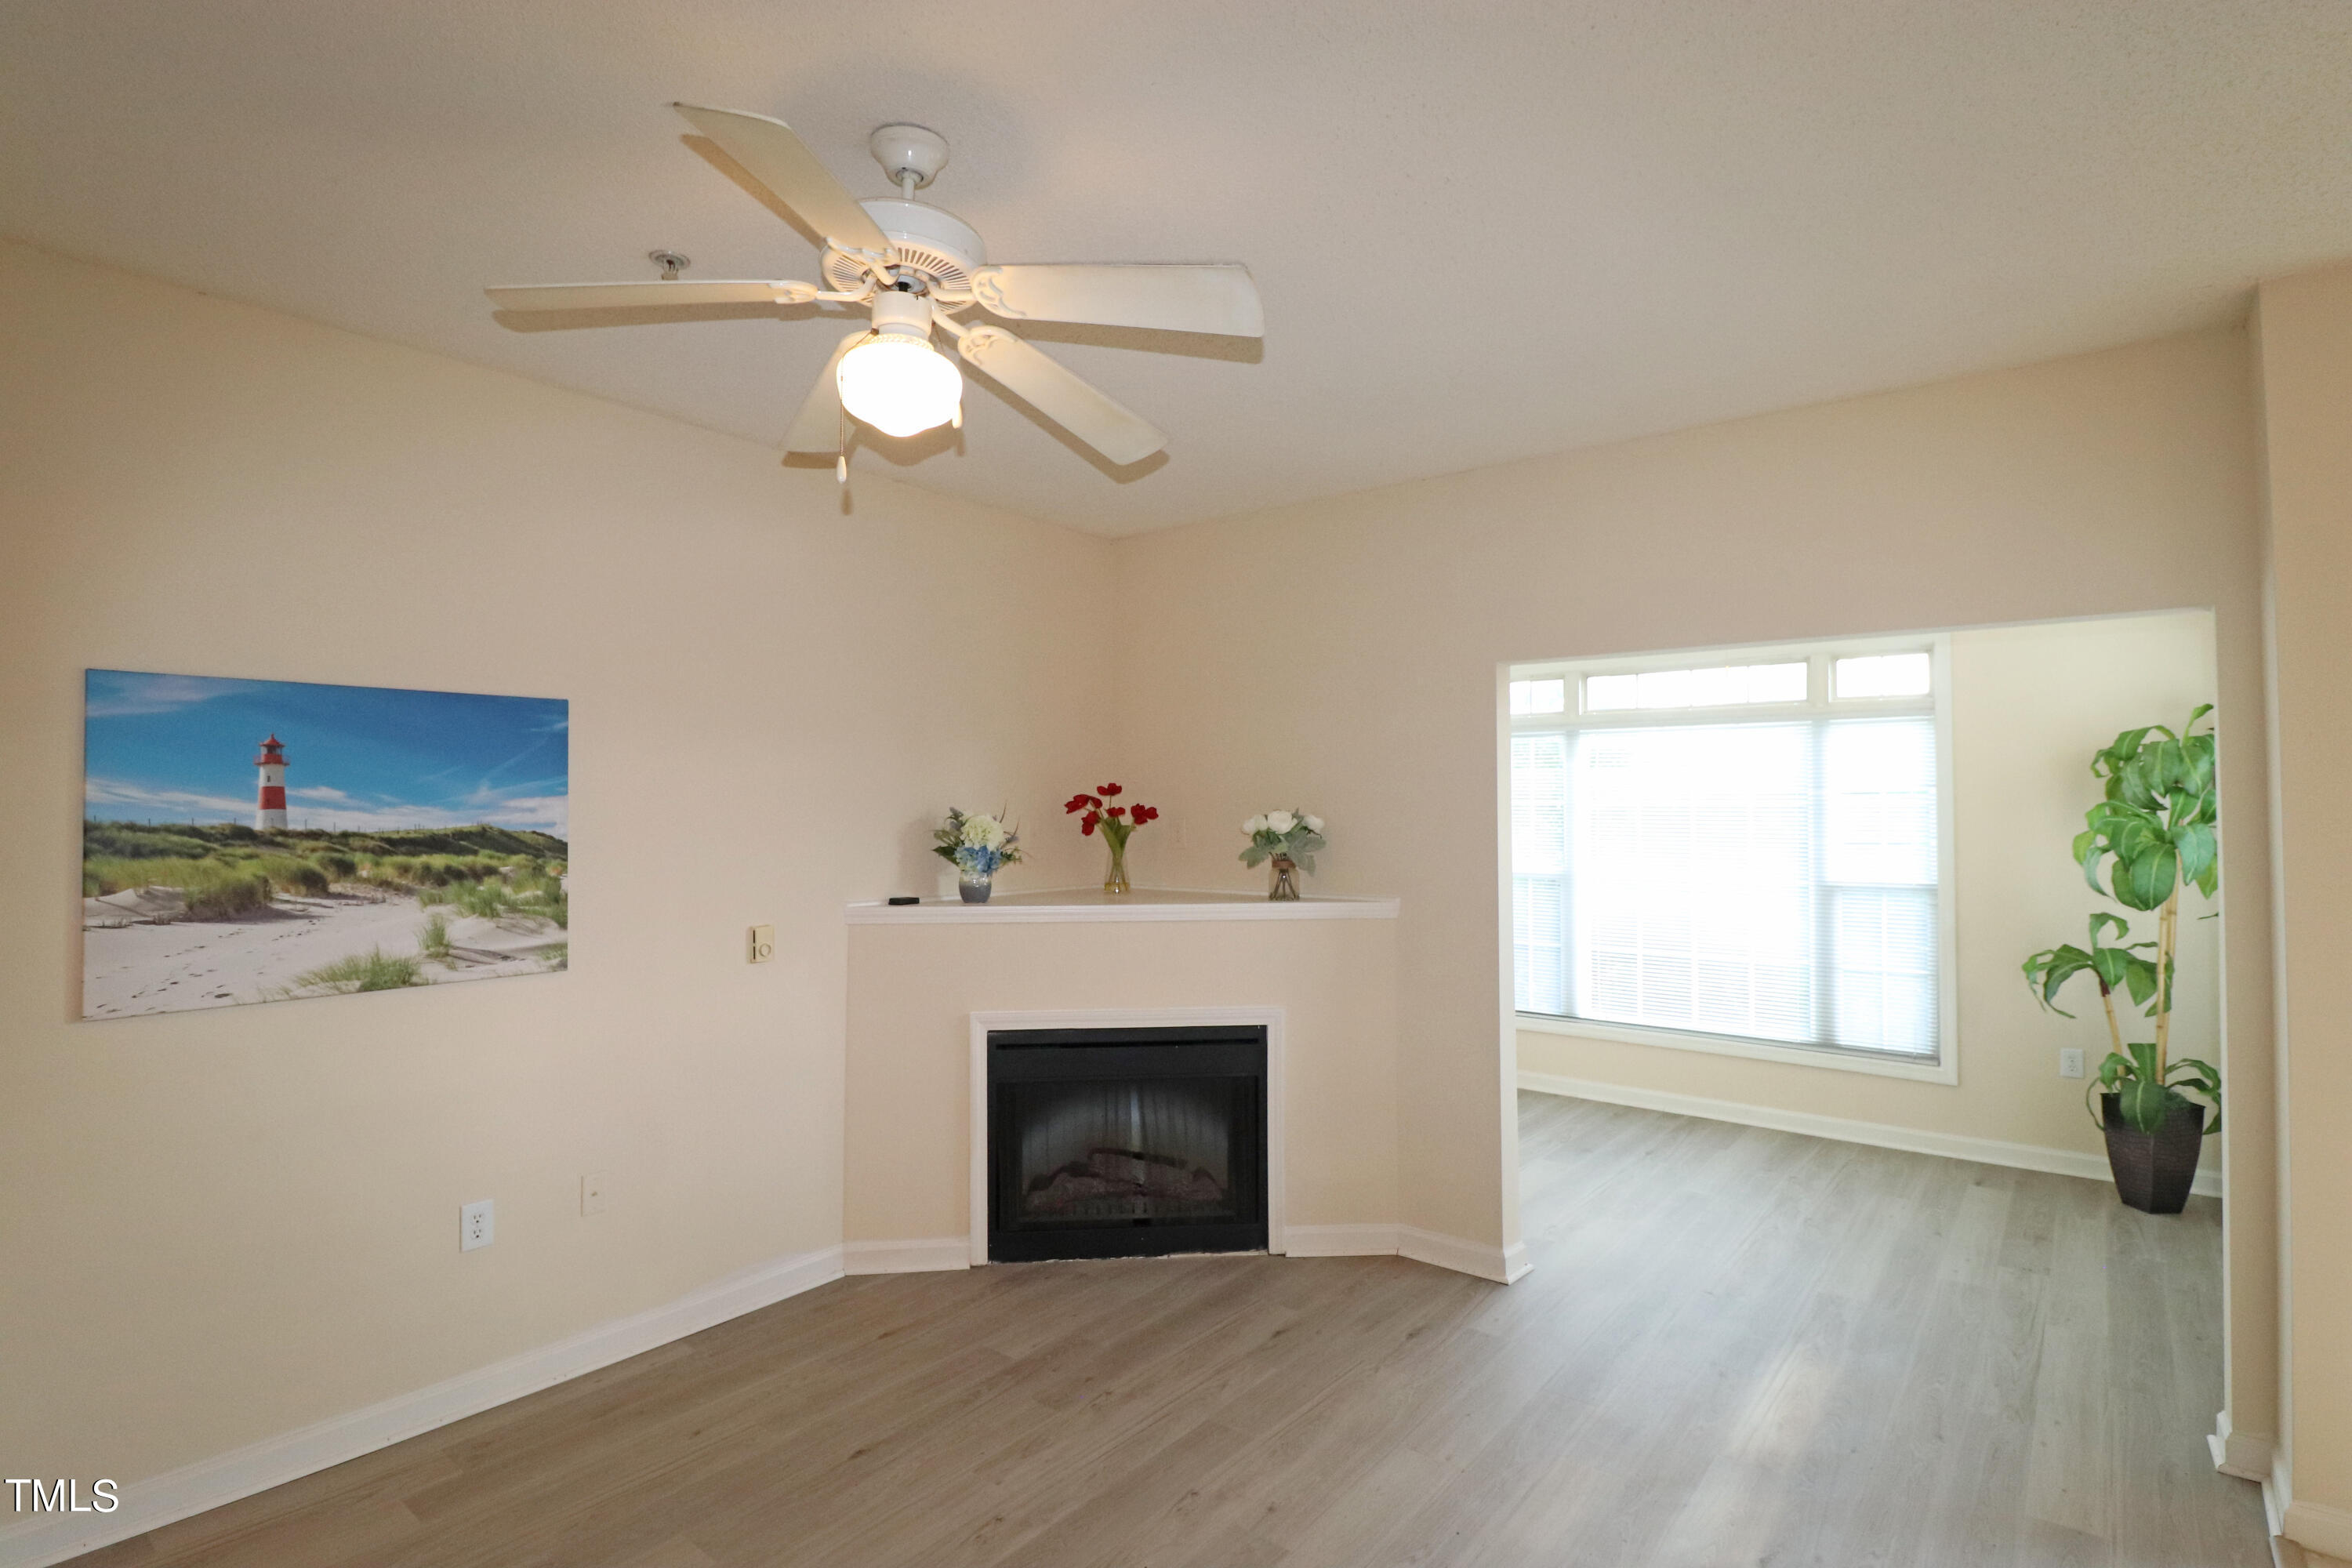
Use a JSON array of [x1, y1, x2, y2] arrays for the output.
[[78, 1093, 2268, 1567]]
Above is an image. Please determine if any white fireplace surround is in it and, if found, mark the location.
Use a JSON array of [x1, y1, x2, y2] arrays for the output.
[[967, 1006, 1287, 1266], [844, 889, 1523, 1286]]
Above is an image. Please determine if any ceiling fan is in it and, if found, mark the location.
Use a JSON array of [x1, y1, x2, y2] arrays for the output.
[[486, 106, 1264, 471]]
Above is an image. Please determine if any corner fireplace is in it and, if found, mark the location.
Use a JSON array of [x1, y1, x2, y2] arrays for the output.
[[986, 1025, 1269, 1262]]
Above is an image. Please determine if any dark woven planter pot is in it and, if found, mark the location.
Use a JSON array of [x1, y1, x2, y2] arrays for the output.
[[2100, 1093, 2206, 1214]]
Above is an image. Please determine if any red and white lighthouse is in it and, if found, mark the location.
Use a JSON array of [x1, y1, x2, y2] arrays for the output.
[[254, 735, 289, 829]]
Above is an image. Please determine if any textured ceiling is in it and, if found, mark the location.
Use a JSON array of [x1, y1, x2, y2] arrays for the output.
[[4, 2, 2350, 535]]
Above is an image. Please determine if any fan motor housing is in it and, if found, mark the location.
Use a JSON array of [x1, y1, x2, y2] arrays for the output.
[[825, 198, 985, 293]]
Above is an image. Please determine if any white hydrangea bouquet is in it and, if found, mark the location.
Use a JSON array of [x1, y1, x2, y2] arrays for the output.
[[1240, 808, 1326, 901], [933, 809, 1022, 904]]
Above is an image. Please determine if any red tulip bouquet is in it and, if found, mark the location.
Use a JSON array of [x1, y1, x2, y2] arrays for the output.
[[1064, 782, 1160, 895]]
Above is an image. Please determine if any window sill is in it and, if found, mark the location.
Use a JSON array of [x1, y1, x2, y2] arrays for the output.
[[1515, 1012, 1958, 1086]]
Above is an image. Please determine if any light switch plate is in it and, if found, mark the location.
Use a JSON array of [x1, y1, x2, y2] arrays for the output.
[[461, 1199, 494, 1251], [748, 924, 775, 964], [581, 1173, 608, 1216]]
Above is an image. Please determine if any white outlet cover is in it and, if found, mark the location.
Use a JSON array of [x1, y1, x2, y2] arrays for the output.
[[461, 1198, 495, 1251], [2059, 1048, 2086, 1080]]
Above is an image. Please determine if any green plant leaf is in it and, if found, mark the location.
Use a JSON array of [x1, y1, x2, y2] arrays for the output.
[[2115, 840, 2176, 911], [2023, 945, 2092, 1014], [2086, 945, 2130, 990], [2168, 1057, 2224, 1134], [2176, 822, 2217, 890], [2116, 1076, 2177, 1134], [2168, 1057, 2222, 1092], [2118, 753, 2165, 811]]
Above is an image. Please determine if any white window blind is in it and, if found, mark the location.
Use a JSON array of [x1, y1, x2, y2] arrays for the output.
[[1512, 652, 1943, 1061]]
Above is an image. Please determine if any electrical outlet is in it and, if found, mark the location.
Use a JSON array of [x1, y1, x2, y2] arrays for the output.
[[748, 924, 775, 964], [461, 1199, 495, 1251], [2059, 1048, 2086, 1080], [581, 1173, 608, 1216]]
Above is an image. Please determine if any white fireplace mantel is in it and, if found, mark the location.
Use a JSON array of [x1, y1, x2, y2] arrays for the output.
[[845, 887, 1401, 924]]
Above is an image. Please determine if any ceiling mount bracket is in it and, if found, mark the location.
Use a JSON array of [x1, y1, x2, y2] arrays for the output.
[[869, 124, 949, 191]]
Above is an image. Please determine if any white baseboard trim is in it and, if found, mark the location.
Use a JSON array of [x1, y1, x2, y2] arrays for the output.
[[1398, 1225, 1526, 1284], [0, 1244, 846, 1568], [1282, 1222, 1399, 1257], [2212, 1410, 2278, 1483], [842, 1237, 972, 1275], [1519, 1070, 2223, 1199], [1281, 1222, 1527, 1283]]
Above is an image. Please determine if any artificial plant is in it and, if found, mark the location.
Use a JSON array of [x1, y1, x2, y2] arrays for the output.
[[2022, 706, 2222, 1135]]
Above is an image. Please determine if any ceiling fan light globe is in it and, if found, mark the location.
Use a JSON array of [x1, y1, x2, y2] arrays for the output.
[[837, 336, 963, 438]]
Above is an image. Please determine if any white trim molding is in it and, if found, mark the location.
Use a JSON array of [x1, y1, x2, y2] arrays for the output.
[[0, 1244, 846, 1568], [851, 890, 1399, 925], [1279, 1222, 1529, 1284], [969, 1007, 1290, 1265], [1400, 1226, 1531, 1284], [1519, 1071, 2222, 1199], [1519, 1011, 1959, 1086], [842, 1238, 972, 1275], [2212, 1409, 2278, 1483]]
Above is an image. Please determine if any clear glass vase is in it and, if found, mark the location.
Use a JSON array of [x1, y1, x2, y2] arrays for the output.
[[1269, 855, 1301, 901], [1103, 834, 1131, 895]]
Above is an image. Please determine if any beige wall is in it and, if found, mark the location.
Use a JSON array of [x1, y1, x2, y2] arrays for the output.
[[2, 234, 2296, 1528], [844, 918, 1399, 1246], [1113, 326, 2276, 1441], [2256, 260, 2352, 1552], [0, 240, 1116, 1484], [1520, 612, 2221, 1161]]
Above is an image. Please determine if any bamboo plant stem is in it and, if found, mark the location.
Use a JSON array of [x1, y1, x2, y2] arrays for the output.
[[2098, 982, 2126, 1058], [2154, 886, 2180, 1074]]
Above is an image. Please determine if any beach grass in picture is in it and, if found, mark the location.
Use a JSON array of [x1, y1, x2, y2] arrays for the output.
[[82, 670, 568, 1020]]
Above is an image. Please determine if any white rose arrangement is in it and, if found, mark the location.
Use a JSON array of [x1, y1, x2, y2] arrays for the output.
[[1240, 808, 1327, 872], [933, 809, 1022, 881]]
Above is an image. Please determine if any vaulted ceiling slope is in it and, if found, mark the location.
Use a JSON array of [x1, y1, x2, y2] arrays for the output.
[[4, 2, 2348, 535]]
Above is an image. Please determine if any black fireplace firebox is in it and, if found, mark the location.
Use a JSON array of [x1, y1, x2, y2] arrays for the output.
[[987, 1025, 1269, 1262]]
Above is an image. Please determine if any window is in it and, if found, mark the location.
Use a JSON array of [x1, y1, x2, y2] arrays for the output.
[[1509, 639, 1952, 1076]]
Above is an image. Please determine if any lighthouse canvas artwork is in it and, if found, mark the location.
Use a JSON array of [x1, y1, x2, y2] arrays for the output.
[[81, 669, 569, 1020]]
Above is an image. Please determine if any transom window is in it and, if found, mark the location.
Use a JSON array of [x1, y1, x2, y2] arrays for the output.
[[1509, 638, 1952, 1072]]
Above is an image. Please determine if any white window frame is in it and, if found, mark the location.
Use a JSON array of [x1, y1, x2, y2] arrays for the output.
[[1508, 633, 1959, 1087]]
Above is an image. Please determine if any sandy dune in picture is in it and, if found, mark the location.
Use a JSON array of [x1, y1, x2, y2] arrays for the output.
[[84, 884, 564, 1018], [81, 823, 568, 1018]]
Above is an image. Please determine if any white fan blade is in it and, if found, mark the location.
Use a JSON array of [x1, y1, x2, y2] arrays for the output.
[[783, 332, 870, 453], [956, 326, 1167, 465], [969, 263, 1264, 337], [673, 103, 892, 255], [485, 280, 817, 312]]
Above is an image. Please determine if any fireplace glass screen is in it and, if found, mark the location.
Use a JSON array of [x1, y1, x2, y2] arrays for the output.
[[988, 1026, 1268, 1261]]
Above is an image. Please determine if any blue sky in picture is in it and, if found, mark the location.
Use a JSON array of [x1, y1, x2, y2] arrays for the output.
[[84, 670, 568, 838]]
